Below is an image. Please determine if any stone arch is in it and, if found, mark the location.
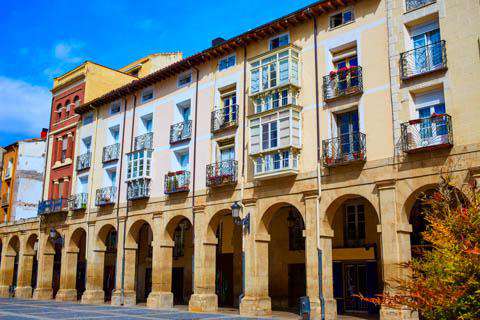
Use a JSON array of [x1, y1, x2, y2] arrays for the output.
[[324, 192, 379, 228], [258, 201, 306, 236], [96, 223, 116, 251], [164, 214, 193, 243], [205, 208, 231, 243], [68, 227, 87, 253], [23, 233, 39, 255], [6, 235, 20, 256], [127, 219, 151, 249]]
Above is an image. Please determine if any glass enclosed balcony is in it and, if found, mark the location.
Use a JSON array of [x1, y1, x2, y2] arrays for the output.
[[252, 149, 299, 180], [401, 113, 453, 153], [206, 160, 238, 187], [211, 105, 238, 133], [164, 171, 190, 194], [95, 186, 116, 206], [134, 132, 153, 151], [76, 152, 91, 171], [400, 41, 447, 80], [322, 132, 367, 167], [170, 120, 192, 144], [323, 66, 363, 101], [38, 198, 68, 215], [406, 0, 436, 12], [127, 178, 150, 200], [68, 193, 88, 211], [102, 143, 120, 163]]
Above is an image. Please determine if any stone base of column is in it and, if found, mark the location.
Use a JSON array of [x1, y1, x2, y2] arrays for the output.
[[147, 291, 173, 309], [321, 298, 338, 320], [81, 289, 105, 305], [33, 288, 53, 300], [56, 289, 78, 301], [15, 286, 33, 299], [239, 295, 272, 317], [0, 285, 11, 298], [111, 290, 136, 306], [381, 306, 419, 320], [188, 293, 218, 313]]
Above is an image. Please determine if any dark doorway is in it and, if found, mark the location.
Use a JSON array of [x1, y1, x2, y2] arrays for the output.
[[75, 231, 87, 300], [103, 229, 117, 302], [172, 267, 184, 305], [288, 263, 306, 310], [12, 253, 19, 294], [52, 241, 62, 298], [31, 254, 38, 290], [216, 253, 234, 307]]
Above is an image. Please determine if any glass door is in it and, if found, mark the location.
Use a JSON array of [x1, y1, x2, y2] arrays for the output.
[[222, 94, 236, 124], [335, 56, 358, 92], [418, 103, 446, 145], [412, 28, 441, 74], [337, 110, 360, 160]]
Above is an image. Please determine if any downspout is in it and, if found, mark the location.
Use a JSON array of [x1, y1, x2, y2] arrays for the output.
[[191, 66, 200, 291], [313, 14, 326, 320], [241, 44, 247, 299]]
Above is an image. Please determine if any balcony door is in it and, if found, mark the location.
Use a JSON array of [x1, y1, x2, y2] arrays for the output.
[[411, 22, 441, 74], [337, 110, 360, 159], [335, 55, 358, 91], [222, 93, 237, 124]]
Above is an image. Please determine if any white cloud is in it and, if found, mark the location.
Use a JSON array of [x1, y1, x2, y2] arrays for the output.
[[0, 76, 50, 137], [54, 41, 84, 63]]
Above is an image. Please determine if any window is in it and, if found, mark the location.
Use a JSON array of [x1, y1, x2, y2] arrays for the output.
[[329, 9, 354, 29], [141, 87, 154, 103], [141, 114, 153, 133], [287, 208, 305, 251], [177, 101, 191, 121], [269, 33, 290, 50], [65, 100, 71, 117], [219, 55, 236, 71], [336, 110, 360, 155], [109, 126, 120, 143], [127, 149, 152, 180], [220, 146, 235, 162], [254, 88, 293, 113], [173, 219, 189, 259], [78, 175, 89, 193], [56, 104, 62, 121], [345, 204, 365, 247], [74, 96, 81, 108], [414, 90, 447, 138], [106, 168, 117, 187], [178, 72, 192, 87], [410, 21, 442, 74], [82, 137, 92, 153], [61, 138, 68, 162], [110, 101, 121, 115], [261, 122, 278, 150], [83, 112, 94, 125], [179, 153, 189, 170]]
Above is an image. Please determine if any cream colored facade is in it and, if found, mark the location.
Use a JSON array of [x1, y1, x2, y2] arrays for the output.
[[1, 1, 480, 319]]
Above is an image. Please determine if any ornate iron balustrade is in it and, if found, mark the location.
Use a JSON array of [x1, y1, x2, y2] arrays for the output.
[[164, 171, 190, 194], [127, 178, 151, 200], [406, 0, 436, 12], [68, 193, 88, 211], [38, 198, 68, 215], [76, 152, 91, 171], [206, 160, 238, 187], [170, 120, 192, 144], [401, 113, 453, 153], [134, 132, 153, 151], [400, 41, 447, 79], [95, 186, 116, 206], [211, 105, 238, 133], [102, 143, 120, 163], [322, 132, 367, 167], [323, 66, 363, 101]]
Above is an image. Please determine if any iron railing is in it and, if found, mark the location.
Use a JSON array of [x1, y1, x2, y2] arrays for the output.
[[406, 0, 436, 12], [38, 198, 68, 215], [400, 41, 447, 79], [102, 143, 120, 163], [127, 178, 151, 200], [95, 186, 116, 206], [134, 132, 153, 151], [322, 132, 367, 167], [211, 105, 238, 133], [401, 113, 453, 153], [164, 171, 190, 194], [323, 66, 363, 101], [68, 193, 88, 211], [170, 120, 192, 144], [206, 160, 238, 187], [76, 152, 91, 171]]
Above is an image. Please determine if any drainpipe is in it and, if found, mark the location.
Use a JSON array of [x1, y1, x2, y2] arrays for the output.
[[313, 14, 326, 320], [240, 44, 247, 299], [191, 66, 200, 291]]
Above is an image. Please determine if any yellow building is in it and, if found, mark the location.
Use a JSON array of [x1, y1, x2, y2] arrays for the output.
[[0, 1, 479, 319]]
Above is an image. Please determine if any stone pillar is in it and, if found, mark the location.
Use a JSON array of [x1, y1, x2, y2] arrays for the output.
[[56, 249, 78, 301], [189, 205, 218, 313], [33, 235, 55, 300], [240, 199, 272, 317], [0, 251, 16, 297], [66, 133, 74, 160], [147, 213, 174, 309], [53, 180, 59, 200], [319, 229, 337, 320], [56, 138, 63, 164], [82, 223, 105, 304], [15, 251, 36, 299], [63, 178, 70, 199]]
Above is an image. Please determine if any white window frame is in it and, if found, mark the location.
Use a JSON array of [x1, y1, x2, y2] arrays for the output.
[[218, 54, 236, 71], [177, 72, 192, 88], [126, 149, 152, 180], [329, 8, 355, 30], [83, 112, 94, 125], [269, 33, 290, 50], [141, 87, 154, 104]]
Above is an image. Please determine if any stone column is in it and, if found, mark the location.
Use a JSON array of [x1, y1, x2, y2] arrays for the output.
[[66, 133, 74, 160], [56, 138, 63, 164], [240, 199, 272, 317], [53, 180, 59, 200], [15, 251, 36, 299], [147, 213, 174, 309], [0, 251, 16, 297], [56, 249, 78, 301], [189, 205, 218, 313], [63, 178, 70, 199], [82, 223, 105, 304], [319, 228, 337, 320], [33, 234, 55, 300]]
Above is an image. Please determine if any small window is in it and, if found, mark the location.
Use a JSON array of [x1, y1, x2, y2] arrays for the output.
[[56, 104, 63, 121], [329, 9, 354, 29], [345, 204, 365, 247], [141, 87, 154, 103], [269, 33, 290, 50], [61, 138, 68, 162], [110, 101, 121, 115], [178, 72, 192, 87], [219, 54, 236, 71], [83, 112, 94, 125]]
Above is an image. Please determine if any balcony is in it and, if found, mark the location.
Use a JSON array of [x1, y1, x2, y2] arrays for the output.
[[170, 121, 192, 144], [127, 178, 151, 200], [401, 114, 453, 153], [134, 132, 153, 151], [322, 132, 367, 167], [95, 186, 116, 206], [103, 143, 120, 163], [38, 198, 68, 215], [323, 66, 363, 101], [68, 193, 88, 211], [4, 169, 12, 180], [206, 160, 238, 187], [211, 105, 238, 133], [252, 149, 299, 180], [406, 0, 436, 12], [164, 171, 190, 194], [400, 41, 447, 80], [76, 152, 91, 171]]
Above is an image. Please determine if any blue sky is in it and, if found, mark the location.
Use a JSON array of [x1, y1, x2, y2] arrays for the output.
[[0, 0, 315, 146]]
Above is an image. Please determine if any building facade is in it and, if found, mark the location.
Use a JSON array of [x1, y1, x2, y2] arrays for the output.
[[0, 0, 479, 319]]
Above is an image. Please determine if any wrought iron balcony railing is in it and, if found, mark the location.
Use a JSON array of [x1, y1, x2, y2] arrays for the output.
[[322, 132, 367, 167], [164, 171, 190, 194], [170, 120, 192, 144], [211, 105, 238, 133], [127, 178, 151, 200], [95, 186, 116, 206], [323, 66, 363, 101], [401, 113, 453, 153], [38, 198, 68, 215], [206, 160, 238, 187], [76, 152, 91, 171], [103, 143, 120, 163], [68, 193, 88, 211], [134, 132, 153, 151], [406, 0, 436, 12], [400, 41, 447, 80]]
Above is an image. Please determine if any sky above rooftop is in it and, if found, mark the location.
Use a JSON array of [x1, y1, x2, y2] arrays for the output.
[[0, 0, 315, 146]]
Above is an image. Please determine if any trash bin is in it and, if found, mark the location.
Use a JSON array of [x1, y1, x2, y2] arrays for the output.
[[299, 296, 310, 320]]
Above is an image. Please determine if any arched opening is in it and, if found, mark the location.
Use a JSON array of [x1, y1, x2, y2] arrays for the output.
[[102, 227, 117, 302], [132, 222, 153, 304], [7, 236, 20, 294], [51, 233, 63, 299], [26, 234, 39, 293], [64, 100, 71, 117], [70, 228, 87, 300], [329, 196, 380, 317]]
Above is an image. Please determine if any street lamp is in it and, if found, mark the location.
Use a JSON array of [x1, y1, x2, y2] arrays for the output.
[[230, 201, 250, 234], [49, 227, 64, 246]]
